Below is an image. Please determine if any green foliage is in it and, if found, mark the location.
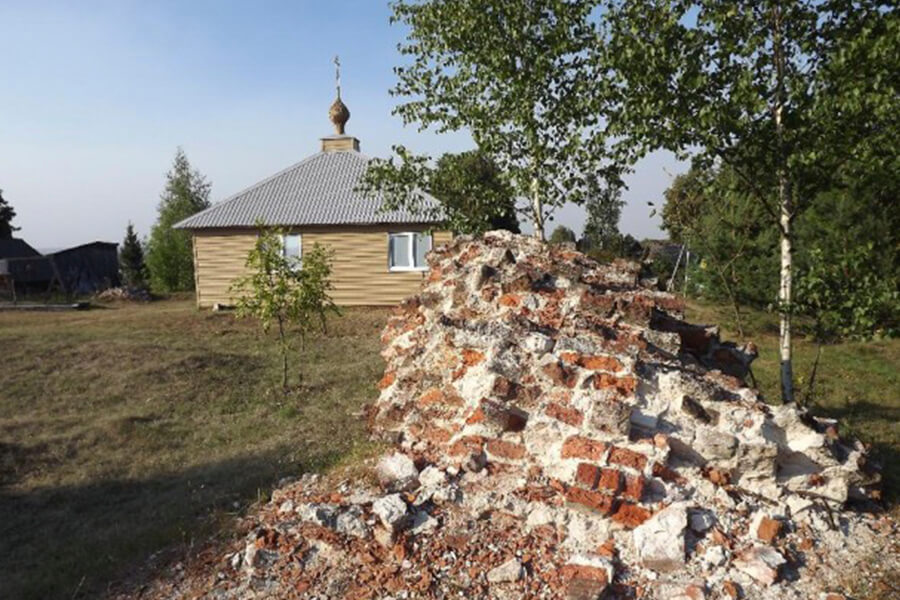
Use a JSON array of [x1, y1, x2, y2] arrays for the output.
[[796, 244, 899, 341], [580, 179, 625, 254], [0, 188, 19, 239], [605, 0, 897, 401], [359, 148, 519, 235], [146, 148, 211, 292], [662, 165, 779, 308], [119, 222, 148, 290], [388, 0, 625, 238], [231, 226, 338, 388], [549, 225, 576, 245]]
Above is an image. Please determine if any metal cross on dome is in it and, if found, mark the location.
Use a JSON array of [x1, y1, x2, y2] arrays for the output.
[[334, 55, 341, 99]]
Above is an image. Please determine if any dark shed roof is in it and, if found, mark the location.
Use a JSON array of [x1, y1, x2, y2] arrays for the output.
[[0, 238, 41, 260]]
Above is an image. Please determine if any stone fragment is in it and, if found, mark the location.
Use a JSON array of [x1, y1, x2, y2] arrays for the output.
[[733, 545, 786, 586], [372, 494, 409, 531], [689, 509, 716, 533], [296, 503, 337, 528], [487, 557, 523, 583], [418, 465, 447, 488], [376, 452, 419, 492], [633, 503, 687, 572], [335, 506, 369, 538]]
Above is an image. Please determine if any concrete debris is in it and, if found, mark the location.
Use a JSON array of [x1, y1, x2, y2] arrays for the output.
[[733, 545, 787, 586], [376, 451, 419, 492], [633, 503, 687, 572], [119, 231, 893, 600]]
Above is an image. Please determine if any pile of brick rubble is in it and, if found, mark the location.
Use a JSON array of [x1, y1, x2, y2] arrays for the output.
[[133, 231, 893, 600]]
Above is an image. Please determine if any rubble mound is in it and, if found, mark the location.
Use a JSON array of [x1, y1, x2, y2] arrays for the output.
[[95, 286, 152, 302], [134, 231, 894, 600]]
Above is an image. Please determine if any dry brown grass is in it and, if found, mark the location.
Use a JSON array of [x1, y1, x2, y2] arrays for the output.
[[0, 299, 388, 600]]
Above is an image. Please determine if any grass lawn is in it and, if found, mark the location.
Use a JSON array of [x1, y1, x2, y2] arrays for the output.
[[0, 299, 388, 600], [0, 295, 896, 599]]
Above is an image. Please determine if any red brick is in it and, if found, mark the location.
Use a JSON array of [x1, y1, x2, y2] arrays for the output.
[[560, 562, 609, 582], [611, 502, 652, 528], [465, 408, 485, 424], [622, 474, 646, 501], [574, 463, 601, 489], [608, 446, 648, 470], [546, 402, 584, 427], [542, 362, 578, 388], [486, 439, 526, 460], [416, 387, 444, 408], [722, 580, 741, 599], [652, 462, 686, 485], [756, 517, 783, 543], [461, 349, 485, 366], [377, 371, 396, 389], [565, 487, 617, 515], [561, 436, 608, 461], [704, 467, 731, 486], [578, 355, 624, 372], [498, 293, 521, 307], [592, 373, 636, 395], [597, 468, 622, 493], [448, 435, 485, 457]]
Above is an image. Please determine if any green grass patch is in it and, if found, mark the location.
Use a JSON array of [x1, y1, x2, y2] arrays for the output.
[[0, 300, 388, 600]]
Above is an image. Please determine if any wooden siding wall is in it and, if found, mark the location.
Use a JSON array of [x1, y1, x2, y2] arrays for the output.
[[192, 226, 452, 308]]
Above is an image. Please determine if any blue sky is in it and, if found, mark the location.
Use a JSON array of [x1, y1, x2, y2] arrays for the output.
[[0, 0, 683, 250]]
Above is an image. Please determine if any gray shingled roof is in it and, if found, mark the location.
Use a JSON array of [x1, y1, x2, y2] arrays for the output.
[[174, 150, 442, 229]]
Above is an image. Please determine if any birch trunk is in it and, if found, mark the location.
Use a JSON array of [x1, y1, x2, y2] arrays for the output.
[[778, 180, 795, 403], [531, 176, 545, 241]]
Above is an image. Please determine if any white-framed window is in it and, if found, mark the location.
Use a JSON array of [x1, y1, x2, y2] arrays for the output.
[[388, 232, 432, 271], [280, 233, 302, 269]]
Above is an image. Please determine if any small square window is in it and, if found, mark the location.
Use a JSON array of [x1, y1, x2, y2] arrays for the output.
[[389, 232, 431, 271]]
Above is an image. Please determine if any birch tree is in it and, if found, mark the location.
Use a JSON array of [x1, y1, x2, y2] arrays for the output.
[[387, 0, 624, 240], [604, 0, 896, 403]]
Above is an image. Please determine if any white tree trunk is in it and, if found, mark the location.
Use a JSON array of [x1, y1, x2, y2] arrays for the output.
[[778, 178, 795, 404], [531, 176, 545, 241]]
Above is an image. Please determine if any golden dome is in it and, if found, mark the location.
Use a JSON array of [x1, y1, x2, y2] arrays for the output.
[[329, 96, 350, 135]]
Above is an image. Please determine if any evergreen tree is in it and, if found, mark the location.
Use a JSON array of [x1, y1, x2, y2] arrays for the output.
[[0, 189, 20, 239], [119, 223, 147, 290], [146, 149, 211, 292], [549, 225, 577, 245], [581, 179, 625, 254]]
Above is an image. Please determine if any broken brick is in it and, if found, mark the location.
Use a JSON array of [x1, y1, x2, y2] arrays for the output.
[[561, 436, 608, 461], [546, 402, 584, 427], [608, 446, 648, 471]]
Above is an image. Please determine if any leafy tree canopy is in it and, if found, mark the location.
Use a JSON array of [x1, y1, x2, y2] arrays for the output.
[[387, 0, 627, 239], [231, 225, 339, 389], [360, 148, 519, 235], [146, 148, 211, 292], [549, 225, 577, 245]]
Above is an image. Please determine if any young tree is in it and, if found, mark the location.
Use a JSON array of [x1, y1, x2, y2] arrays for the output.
[[386, 0, 625, 240], [231, 227, 338, 389], [581, 179, 625, 254], [360, 148, 519, 235], [549, 225, 577, 245], [146, 148, 211, 292], [0, 189, 20, 239], [605, 0, 896, 403], [119, 223, 148, 290]]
